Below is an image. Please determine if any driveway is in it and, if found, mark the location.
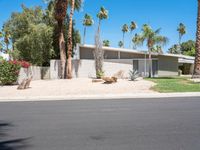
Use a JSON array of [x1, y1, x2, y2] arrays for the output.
[[0, 97, 200, 150]]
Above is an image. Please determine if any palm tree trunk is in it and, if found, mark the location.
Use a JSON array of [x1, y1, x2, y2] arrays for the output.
[[179, 33, 182, 46], [67, 0, 75, 79], [148, 48, 152, 78], [83, 26, 86, 45], [193, 0, 200, 78], [98, 19, 101, 35], [123, 32, 125, 48], [58, 21, 66, 79], [130, 31, 132, 49]]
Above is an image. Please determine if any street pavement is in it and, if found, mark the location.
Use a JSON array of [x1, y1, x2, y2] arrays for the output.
[[0, 97, 200, 150]]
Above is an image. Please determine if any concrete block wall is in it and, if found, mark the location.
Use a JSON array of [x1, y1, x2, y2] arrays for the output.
[[18, 66, 50, 83], [50, 59, 133, 78]]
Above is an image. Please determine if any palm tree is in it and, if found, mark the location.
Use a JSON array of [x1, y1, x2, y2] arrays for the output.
[[129, 21, 137, 48], [103, 40, 110, 47], [67, 0, 82, 79], [137, 24, 168, 77], [177, 23, 186, 45], [132, 33, 141, 49], [151, 45, 163, 54], [122, 24, 129, 48], [54, 0, 68, 79], [0, 31, 3, 50], [193, 0, 200, 78], [118, 41, 123, 48], [97, 7, 108, 33], [83, 13, 94, 45], [4, 31, 11, 52]]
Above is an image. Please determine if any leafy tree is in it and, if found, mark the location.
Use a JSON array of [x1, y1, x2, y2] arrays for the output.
[[136, 24, 168, 77], [83, 13, 94, 44], [122, 24, 129, 48], [0, 31, 3, 50], [15, 24, 53, 66], [3, 5, 52, 66], [181, 40, 195, 56], [103, 40, 110, 47], [168, 40, 195, 56], [168, 44, 181, 54]]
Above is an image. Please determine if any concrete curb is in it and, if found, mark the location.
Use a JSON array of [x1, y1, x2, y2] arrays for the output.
[[0, 92, 200, 102]]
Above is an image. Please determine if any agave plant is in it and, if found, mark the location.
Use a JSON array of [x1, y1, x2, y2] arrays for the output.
[[129, 69, 139, 81]]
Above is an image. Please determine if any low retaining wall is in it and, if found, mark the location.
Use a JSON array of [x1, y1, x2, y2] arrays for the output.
[[18, 66, 50, 82], [50, 59, 133, 79]]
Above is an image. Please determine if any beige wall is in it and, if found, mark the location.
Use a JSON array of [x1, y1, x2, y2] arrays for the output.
[[158, 56, 178, 76]]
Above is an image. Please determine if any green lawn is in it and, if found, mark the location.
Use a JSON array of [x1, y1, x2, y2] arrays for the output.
[[146, 77, 200, 93]]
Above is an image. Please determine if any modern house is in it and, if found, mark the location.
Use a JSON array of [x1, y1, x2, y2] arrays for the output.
[[50, 44, 195, 79]]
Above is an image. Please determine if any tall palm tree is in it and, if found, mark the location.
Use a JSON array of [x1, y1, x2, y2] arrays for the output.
[[177, 23, 186, 45], [54, 0, 68, 79], [0, 31, 3, 50], [132, 33, 141, 49], [83, 13, 94, 45], [67, 0, 82, 79], [118, 41, 123, 48], [122, 24, 129, 48], [97, 7, 108, 33], [103, 40, 110, 47], [94, 7, 108, 78], [4, 31, 11, 52], [129, 21, 137, 48], [137, 24, 168, 77], [193, 0, 200, 78]]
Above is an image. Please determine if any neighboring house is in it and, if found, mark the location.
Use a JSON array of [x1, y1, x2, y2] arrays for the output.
[[50, 44, 195, 79]]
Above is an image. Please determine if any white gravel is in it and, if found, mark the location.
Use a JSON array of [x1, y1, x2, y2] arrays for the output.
[[0, 78, 156, 99]]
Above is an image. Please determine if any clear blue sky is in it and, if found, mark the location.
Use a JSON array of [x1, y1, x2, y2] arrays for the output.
[[0, 0, 197, 52]]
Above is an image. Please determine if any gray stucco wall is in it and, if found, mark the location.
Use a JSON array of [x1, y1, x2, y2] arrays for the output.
[[158, 56, 178, 76], [18, 66, 50, 83]]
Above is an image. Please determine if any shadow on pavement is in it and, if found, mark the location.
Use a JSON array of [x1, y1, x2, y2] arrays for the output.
[[0, 121, 31, 150]]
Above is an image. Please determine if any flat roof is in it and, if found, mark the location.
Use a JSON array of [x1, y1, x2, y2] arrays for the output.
[[78, 44, 195, 60]]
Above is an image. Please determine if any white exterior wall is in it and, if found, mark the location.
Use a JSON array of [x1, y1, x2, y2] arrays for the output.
[[50, 59, 133, 78], [74, 59, 133, 78]]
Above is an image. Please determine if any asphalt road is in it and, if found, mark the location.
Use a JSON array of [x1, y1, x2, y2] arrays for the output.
[[0, 97, 200, 150]]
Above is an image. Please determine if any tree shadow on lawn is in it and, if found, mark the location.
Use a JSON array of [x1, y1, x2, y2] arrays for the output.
[[0, 121, 32, 150]]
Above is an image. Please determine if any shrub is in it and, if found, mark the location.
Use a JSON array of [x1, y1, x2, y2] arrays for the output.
[[129, 69, 139, 81], [0, 60, 30, 85], [0, 56, 4, 62], [96, 70, 105, 79]]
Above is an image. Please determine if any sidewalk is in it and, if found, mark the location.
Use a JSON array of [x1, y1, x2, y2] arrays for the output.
[[0, 92, 200, 102]]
